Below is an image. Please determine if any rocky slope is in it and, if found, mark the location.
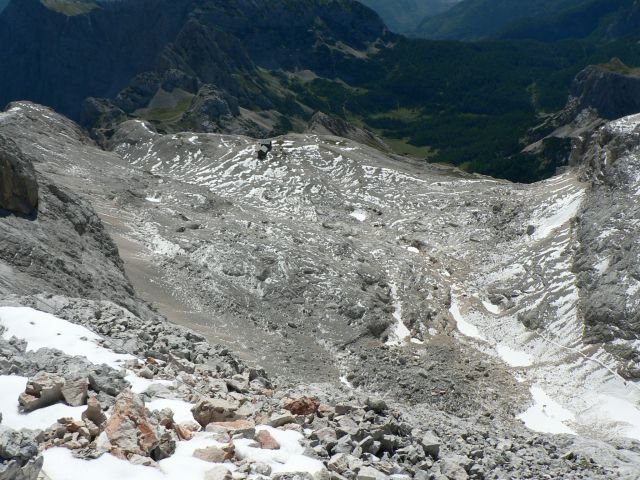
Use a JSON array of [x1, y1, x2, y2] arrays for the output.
[[0, 102, 639, 479]]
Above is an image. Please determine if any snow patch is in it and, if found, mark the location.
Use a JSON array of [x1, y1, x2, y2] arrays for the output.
[[147, 399, 195, 424], [530, 188, 584, 240], [235, 426, 325, 476], [496, 345, 533, 367], [350, 209, 367, 222], [584, 394, 640, 441], [518, 386, 576, 435], [0, 307, 134, 369], [449, 295, 485, 341], [385, 283, 411, 346], [481, 300, 501, 315]]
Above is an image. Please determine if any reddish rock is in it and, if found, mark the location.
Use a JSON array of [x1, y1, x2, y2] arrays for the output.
[[255, 430, 280, 450], [174, 423, 193, 441], [283, 396, 320, 416], [103, 391, 160, 458]]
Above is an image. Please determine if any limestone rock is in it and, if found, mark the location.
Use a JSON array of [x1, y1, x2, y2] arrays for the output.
[[18, 374, 65, 413], [191, 398, 242, 428], [255, 429, 280, 450], [0, 135, 38, 215], [61, 376, 88, 407], [193, 444, 235, 463]]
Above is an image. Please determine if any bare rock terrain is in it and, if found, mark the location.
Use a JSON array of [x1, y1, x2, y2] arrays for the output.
[[0, 101, 639, 478]]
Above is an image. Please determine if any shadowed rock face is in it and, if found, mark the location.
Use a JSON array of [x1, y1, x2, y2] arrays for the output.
[[0, 136, 38, 215], [0, 0, 389, 126], [307, 111, 390, 152], [571, 63, 640, 121]]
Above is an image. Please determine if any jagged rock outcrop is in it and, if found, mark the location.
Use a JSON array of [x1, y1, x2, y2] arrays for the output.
[[571, 114, 640, 379], [307, 112, 390, 152], [571, 59, 640, 121], [0, 136, 38, 215], [523, 59, 640, 169]]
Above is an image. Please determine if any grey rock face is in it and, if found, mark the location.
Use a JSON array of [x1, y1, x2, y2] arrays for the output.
[[571, 114, 640, 378], [571, 61, 640, 121], [0, 136, 38, 215]]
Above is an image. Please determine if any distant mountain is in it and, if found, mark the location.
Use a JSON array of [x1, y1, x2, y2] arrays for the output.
[[0, 0, 388, 122], [499, 0, 639, 42], [358, 0, 461, 32], [414, 0, 591, 40]]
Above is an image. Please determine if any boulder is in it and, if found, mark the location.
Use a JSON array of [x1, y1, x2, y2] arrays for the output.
[[0, 426, 43, 480], [61, 376, 88, 406], [193, 444, 235, 463], [283, 396, 320, 416], [191, 398, 241, 428], [268, 412, 295, 427], [18, 374, 65, 412], [365, 398, 388, 415], [0, 135, 38, 215], [255, 429, 280, 450], [420, 431, 441, 459], [208, 419, 255, 438], [357, 466, 388, 480], [82, 395, 107, 436], [103, 391, 167, 459], [439, 455, 472, 480]]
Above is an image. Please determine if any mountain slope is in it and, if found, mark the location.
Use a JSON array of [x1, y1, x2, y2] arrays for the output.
[[499, 0, 638, 42], [2, 101, 640, 478], [414, 0, 593, 40], [357, 0, 461, 32], [0, 0, 389, 121]]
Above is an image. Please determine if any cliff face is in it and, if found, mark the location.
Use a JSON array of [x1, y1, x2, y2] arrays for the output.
[[571, 63, 640, 120], [0, 0, 191, 119], [0, 0, 390, 124]]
